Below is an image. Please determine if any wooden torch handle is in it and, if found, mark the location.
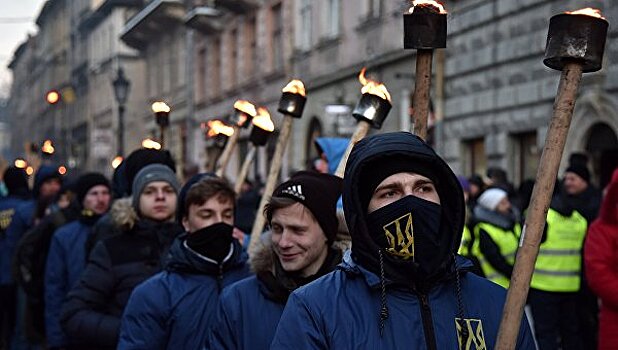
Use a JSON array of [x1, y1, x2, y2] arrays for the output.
[[248, 116, 294, 254], [234, 146, 257, 194], [495, 62, 583, 349], [334, 120, 371, 178], [215, 126, 240, 177], [411, 49, 434, 141]]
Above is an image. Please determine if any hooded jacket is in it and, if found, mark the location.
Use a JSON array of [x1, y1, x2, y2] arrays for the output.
[[270, 132, 535, 349], [118, 233, 250, 350], [585, 170, 618, 350], [60, 198, 183, 349], [314, 137, 349, 175], [209, 235, 344, 350]]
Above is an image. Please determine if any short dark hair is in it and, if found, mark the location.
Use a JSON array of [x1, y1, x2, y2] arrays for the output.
[[184, 177, 236, 218], [264, 196, 298, 225]]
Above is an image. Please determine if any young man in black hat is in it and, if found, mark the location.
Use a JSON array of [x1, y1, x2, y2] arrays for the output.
[[271, 132, 535, 349], [210, 171, 343, 350], [45, 173, 111, 349]]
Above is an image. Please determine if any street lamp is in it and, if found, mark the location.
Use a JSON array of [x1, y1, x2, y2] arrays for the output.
[[152, 101, 170, 148], [113, 67, 131, 156]]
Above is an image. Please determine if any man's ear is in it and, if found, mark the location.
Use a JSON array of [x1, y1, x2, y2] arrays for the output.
[[182, 216, 190, 232]]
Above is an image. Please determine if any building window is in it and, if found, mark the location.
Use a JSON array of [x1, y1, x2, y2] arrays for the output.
[[229, 28, 238, 89], [271, 3, 283, 70], [466, 138, 486, 176], [210, 37, 221, 98], [513, 131, 539, 186], [196, 47, 206, 101], [362, 0, 382, 19], [323, 0, 340, 38], [298, 0, 312, 50], [245, 16, 257, 79]]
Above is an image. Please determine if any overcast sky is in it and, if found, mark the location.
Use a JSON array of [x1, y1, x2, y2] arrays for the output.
[[0, 0, 46, 99]]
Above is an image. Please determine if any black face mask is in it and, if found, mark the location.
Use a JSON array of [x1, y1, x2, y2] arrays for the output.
[[186, 222, 234, 262], [366, 195, 444, 278]]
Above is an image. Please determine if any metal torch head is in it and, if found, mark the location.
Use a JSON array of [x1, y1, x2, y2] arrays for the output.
[[278, 92, 307, 118], [155, 112, 170, 127], [544, 13, 608, 73], [352, 93, 392, 129], [250, 125, 271, 146], [229, 109, 252, 128], [403, 4, 447, 49]]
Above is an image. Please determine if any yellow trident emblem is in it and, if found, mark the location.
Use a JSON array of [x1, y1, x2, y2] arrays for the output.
[[455, 318, 487, 350], [382, 212, 414, 260]]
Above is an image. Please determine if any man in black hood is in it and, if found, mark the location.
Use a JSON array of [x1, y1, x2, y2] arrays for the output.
[[271, 132, 535, 349]]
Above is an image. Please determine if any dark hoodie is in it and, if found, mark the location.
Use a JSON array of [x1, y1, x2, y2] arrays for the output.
[[271, 132, 535, 349]]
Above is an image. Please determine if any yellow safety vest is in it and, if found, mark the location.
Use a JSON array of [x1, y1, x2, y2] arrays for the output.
[[458, 226, 472, 257], [530, 208, 587, 292], [472, 222, 521, 289]]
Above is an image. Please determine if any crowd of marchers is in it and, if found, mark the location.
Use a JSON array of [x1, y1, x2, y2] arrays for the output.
[[0, 132, 616, 350]]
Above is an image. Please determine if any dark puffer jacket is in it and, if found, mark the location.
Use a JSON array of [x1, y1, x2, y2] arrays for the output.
[[209, 235, 344, 350], [60, 199, 183, 349], [271, 132, 536, 349], [118, 233, 250, 350]]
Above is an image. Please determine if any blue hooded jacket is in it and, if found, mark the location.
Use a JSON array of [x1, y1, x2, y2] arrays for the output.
[[0, 196, 29, 285], [44, 219, 93, 347], [118, 234, 250, 350], [271, 132, 536, 349], [314, 137, 349, 175]]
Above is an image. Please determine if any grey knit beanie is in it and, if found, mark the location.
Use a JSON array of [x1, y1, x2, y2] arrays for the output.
[[132, 164, 180, 209]]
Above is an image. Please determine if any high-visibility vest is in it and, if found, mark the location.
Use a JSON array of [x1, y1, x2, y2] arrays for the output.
[[530, 208, 587, 292], [458, 226, 472, 256], [472, 222, 521, 289]]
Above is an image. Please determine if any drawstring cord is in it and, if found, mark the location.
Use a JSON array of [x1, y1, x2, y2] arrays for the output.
[[378, 249, 389, 336], [453, 254, 469, 345]]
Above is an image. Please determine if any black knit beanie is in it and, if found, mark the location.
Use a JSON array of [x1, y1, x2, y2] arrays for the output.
[[565, 164, 590, 184], [272, 171, 343, 243], [3, 166, 30, 197], [75, 173, 111, 205]]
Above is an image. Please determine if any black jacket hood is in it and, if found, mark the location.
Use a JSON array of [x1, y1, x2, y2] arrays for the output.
[[342, 132, 465, 286]]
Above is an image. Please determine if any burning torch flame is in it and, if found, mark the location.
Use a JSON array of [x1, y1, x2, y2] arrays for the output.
[[565, 8, 605, 20], [234, 100, 258, 117], [142, 138, 162, 150], [41, 140, 55, 154], [252, 107, 275, 132], [152, 101, 171, 113], [26, 166, 34, 176], [359, 68, 392, 103], [112, 156, 123, 169], [282, 79, 306, 97], [409, 0, 447, 14], [58, 166, 67, 175], [206, 120, 235, 137], [14, 159, 27, 169]]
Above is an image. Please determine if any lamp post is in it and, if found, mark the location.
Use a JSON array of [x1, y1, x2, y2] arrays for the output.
[[112, 67, 131, 156], [152, 102, 171, 148]]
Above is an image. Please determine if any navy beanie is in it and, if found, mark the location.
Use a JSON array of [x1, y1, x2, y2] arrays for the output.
[[3, 166, 30, 197], [75, 173, 111, 205], [176, 172, 216, 223]]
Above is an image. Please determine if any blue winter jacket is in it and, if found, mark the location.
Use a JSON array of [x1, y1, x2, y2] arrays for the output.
[[44, 220, 92, 347], [314, 137, 349, 175], [0, 196, 29, 285], [272, 252, 536, 349], [118, 234, 250, 350]]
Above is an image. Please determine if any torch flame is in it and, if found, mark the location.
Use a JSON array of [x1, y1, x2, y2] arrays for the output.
[[58, 166, 67, 175], [26, 166, 34, 176], [142, 138, 162, 150], [409, 0, 447, 14], [112, 156, 123, 169], [282, 79, 306, 97], [41, 140, 55, 154], [234, 100, 258, 117], [152, 101, 171, 113], [14, 159, 27, 169], [358, 68, 392, 103], [206, 120, 235, 137], [565, 8, 605, 20], [252, 107, 275, 132]]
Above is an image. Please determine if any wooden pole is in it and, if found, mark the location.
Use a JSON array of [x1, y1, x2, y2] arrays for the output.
[[248, 116, 294, 254], [215, 126, 240, 177], [495, 62, 583, 349], [234, 146, 257, 194], [411, 49, 434, 140], [334, 121, 371, 178]]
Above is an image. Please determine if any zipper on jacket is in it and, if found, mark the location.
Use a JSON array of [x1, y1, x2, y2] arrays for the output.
[[216, 263, 224, 291], [419, 294, 438, 350]]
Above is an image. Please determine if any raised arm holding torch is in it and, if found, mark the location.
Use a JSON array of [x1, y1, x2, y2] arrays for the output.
[[234, 107, 274, 194], [334, 68, 392, 178], [216, 100, 258, 177], [496, 8, 608, 350], [248, 79, 307, 254], [404, 0, 446, 140]]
